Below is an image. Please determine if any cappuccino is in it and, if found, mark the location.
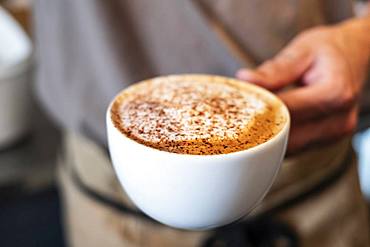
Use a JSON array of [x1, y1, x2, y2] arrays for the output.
[[111, 75, 286, 155]]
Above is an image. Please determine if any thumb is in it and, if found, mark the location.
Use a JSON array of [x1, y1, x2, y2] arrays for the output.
[[237, 39, 313, 91]]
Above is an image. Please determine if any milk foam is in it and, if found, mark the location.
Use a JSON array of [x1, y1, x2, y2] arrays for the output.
[[111, 75, 285, 155]]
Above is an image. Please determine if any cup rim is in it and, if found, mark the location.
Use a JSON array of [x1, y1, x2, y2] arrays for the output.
[[107, 74, 290, 158]]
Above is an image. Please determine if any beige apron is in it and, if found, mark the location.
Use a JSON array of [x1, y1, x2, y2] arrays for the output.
[[58, 132, 370, 247]]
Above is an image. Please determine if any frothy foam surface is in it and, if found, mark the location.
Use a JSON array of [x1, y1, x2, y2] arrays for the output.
[[111, 75, 286, 155]]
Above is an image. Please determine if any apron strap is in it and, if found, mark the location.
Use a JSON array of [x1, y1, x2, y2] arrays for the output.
[[202, 216, 299, 247], [202, 149, 353, 246], [67, 159, 158, 224], [189, 0, 258, 68]]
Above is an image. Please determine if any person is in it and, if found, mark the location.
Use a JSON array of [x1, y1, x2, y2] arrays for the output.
[[33, 0, 370, 246]]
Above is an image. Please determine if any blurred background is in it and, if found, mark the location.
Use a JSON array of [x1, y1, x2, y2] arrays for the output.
[[0, 0, 63, 246], [0, 1, 368, 247]]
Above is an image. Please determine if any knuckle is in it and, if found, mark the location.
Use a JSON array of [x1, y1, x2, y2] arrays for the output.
[[295, 26, 334, 45], [329, 84, 357, 110], [338, 88, 356, 109], [299, 26, 325, 39]]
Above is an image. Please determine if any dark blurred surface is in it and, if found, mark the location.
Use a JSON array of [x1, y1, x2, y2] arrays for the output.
[[0, 2, 64, 246], [0, 187, 65, 247], [0, 94, 65, 246]]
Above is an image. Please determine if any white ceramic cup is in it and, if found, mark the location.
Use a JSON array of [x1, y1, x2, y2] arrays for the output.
[[0, 7, 33, 149], [106, 76, 290, 230]]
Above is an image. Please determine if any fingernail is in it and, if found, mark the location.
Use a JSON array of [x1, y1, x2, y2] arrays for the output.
[[236, 69, 254, 80]]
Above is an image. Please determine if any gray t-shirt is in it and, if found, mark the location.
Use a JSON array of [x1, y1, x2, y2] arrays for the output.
[[33, 0, 353, 145]]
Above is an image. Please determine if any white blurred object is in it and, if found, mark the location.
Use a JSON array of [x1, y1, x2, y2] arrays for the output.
[[0, 6, 33, 149], [354, 1, 370, 17], [353, 129, 370, 202]]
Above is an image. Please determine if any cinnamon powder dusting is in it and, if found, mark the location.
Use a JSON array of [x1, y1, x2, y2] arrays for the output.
[[111, 75, 285, 155]]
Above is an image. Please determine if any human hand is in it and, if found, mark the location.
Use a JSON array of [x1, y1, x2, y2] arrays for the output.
[[237, 18, 370, 154]]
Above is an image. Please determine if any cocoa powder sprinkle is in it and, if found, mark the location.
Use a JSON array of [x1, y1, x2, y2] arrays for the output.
[[111, 75, 286, 155]]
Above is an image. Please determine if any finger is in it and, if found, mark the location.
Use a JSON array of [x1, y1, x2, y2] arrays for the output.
[[278, 76, 355, 122], [236, 69, 267, 86], [237, 38, 313, 91], [287, 107, 357, 154], [278, 83, 329, 122]]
